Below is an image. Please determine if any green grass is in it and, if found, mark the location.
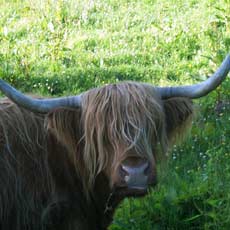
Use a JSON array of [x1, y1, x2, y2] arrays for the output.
[[0, 0, 230, 229]]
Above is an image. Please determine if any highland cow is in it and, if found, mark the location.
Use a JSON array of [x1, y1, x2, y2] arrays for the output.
[[0, 55, 229, 230]]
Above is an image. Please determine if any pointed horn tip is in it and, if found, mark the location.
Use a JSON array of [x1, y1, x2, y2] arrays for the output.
[[223, 53, 230, 65], [221, 54, 230, 67], [216, 54, 230, 78]]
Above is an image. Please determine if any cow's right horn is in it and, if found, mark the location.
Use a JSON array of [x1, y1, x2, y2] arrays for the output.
[[0, 79, 82, 113]]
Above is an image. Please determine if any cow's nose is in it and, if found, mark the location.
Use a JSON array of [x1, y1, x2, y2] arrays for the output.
[[120, 159, 149, 189]]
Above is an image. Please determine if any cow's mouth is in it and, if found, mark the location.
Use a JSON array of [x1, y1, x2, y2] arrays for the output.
[[115, 186, 148, 198], [103, 186, 150, 216]]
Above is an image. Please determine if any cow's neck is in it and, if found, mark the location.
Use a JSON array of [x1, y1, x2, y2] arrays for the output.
[[91, 174, 123, 229]]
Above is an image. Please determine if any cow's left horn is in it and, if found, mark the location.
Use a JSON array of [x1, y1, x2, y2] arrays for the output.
[[156, 54, 230, 99], [0, 79, 82, 113]]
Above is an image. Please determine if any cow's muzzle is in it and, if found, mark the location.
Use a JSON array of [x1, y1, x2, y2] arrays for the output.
[[121, 161, 149, 189], [114, 157, 156, 196]]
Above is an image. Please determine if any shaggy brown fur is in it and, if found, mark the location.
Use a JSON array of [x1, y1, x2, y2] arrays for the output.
[[0, 82, 193, 230]]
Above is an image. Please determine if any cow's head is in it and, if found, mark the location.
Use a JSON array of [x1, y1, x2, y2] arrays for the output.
[[81, 83, 164, 197], [0, 55, 229, 199]]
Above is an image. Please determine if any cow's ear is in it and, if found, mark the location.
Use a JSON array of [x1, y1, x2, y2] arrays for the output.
[[163, 97, 194, 145], [45, 108, 82, 153]]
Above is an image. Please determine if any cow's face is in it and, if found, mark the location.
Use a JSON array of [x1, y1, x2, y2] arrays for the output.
[[92, 97, 194, 199], [47, 84, 194, 200], [80, 84, 168, 198]]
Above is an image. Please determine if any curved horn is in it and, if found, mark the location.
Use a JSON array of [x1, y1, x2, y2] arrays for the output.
[[0, 80, 82, 113], [156, 54, 230, 99]]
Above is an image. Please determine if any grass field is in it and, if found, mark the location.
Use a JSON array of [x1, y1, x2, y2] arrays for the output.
[[0, 0, 230, 229]]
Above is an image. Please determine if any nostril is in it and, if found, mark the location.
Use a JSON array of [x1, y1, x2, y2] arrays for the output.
[[144, 162, 150, 175], [120, 165, 129, 177], [117, 165, 130, 186]]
